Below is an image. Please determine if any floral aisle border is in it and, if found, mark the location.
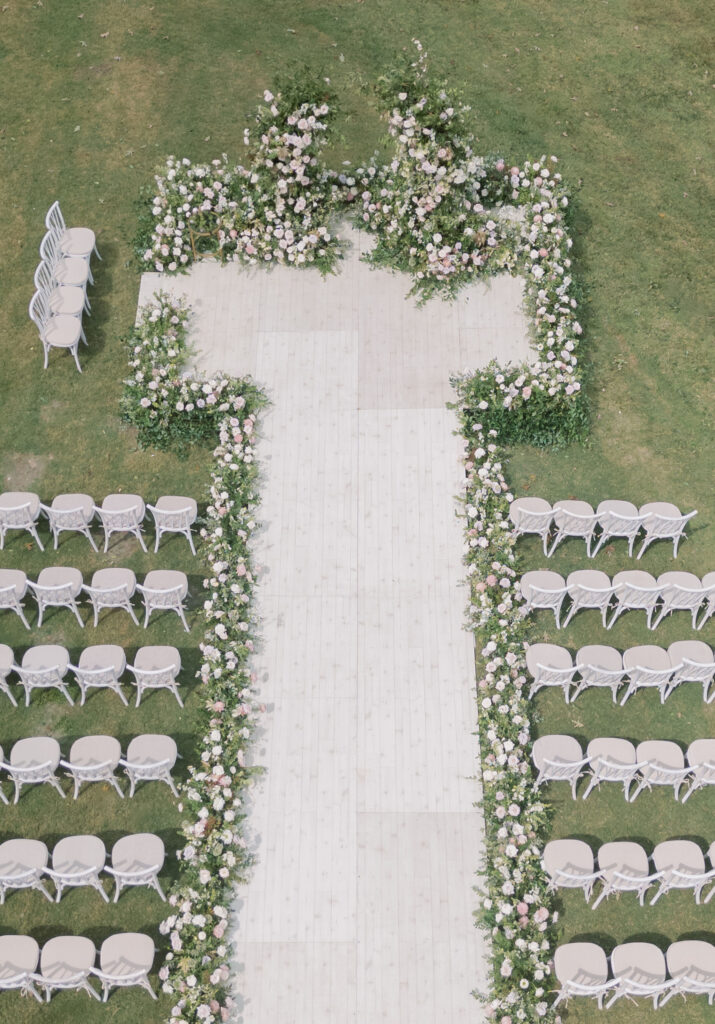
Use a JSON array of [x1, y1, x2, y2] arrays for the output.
[[123, 294, 267, 1024]]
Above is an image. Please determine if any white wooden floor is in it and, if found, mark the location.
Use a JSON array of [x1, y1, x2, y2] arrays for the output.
[[138, 226, 530, 1024]]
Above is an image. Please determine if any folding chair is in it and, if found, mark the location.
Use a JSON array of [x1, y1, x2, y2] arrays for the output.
[[548, 500, 598, 557], [637, 502, 697, 559], [147, 496, 198, 554], [607, 570, 660, 629], [543, 839, 602, 901], [525, 643, 575, 701], [508, 496, 553, 556], [95, 494, 147, 552], [562, 569, 617, 628], [137, 570, 190, 632], [40, 493, 98, 551], [630, 740, 691, 801], [572, 645, 625, 703], [519, 570, 567, 627], [28, 566, 84, 628], [582, 737, 646, 801], [14, 645, 73, 706], [591, 499, 647, 558], [0, 569, 31, 629], [0, 491, 44, 550], [650, 840, 715, 905], [666, 640, 715, 703], [592, 841, 660, 909], [532, 735, 587, 799], [45, 836, 109, 903], [620, 645, 674, 704]]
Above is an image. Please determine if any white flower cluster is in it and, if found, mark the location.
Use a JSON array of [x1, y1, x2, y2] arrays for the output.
[[125, 295, 266, 1024], [461, 422, 559, 1023]]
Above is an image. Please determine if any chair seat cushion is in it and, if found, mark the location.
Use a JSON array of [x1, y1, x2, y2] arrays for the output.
[[91, 568, 136, 591], [49, 286, 84, 317], [52, 493, 94, 519], [53, 256, 88, 287], [155, 495, 198, 519], [52, 835, 105, 873], [78, 645, 126, 675], [21, 645, 70, 674], [60, 226, 95, 256], [36, 567, 83, 594], [43, 315, 81, 348], [68, 735, 121, 767], [143, 570, 188, 596], [100, 932, 154, 974], [0, 838, 49, 874], [11, 736, 61, 769], [0, 936, 40, 977], [40, 935, 96, 979], [126, 734, 177, 766], [133, 646, 181, 672], [0, 569, 28, 598], [0, 491, 41, 518], [111, 833, 164, 873], [102, 494, 145, 517]]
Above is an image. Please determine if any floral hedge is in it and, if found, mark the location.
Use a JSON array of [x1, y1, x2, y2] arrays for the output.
[[123, 293, 266, 1024]]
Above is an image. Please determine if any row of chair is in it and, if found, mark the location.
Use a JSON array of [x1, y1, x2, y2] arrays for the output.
[[510, 496, 696, 559], [527, 640, 714, 704], [0, 567, 191, 632], [553, 940, 714, 1010], [520, 568, 715, 630], [0, 490, 197, 554], [28, 201, 100, 373], [532, 735, 714, 802], [0, 643, 183, 708], [0, 932, 156, 1003], [544, 837, 715, 907], [0, 734, 178, 804]]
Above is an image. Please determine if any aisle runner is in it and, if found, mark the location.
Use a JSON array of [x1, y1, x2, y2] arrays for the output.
[[139, 227, 530, 1023]]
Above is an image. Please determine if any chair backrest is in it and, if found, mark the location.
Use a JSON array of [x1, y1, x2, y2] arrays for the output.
[[0, 502, 35, 529], [598, 509, 647, 536], [85, 583, 132, 606], [644, 510, 697, 538], [30, 580, 78, 605], [141, 583, 185, 608], [28, 290, 51, 332], [39, 229, 62, 272], [45, 201, 67, 238], [34, 260, 55, 296], [614, 576, 659, 609], [148, 504, 194, 530], [43, 503, 89, 529]]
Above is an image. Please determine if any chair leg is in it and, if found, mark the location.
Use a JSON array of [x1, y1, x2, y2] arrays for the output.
[[85, 528, 99, 553], [178, 606, 190, 633], [188, 531, 196, 556], [173, 686, 184, 709], [128, 603, 140, 626], [71, 344, 82, 373], [59, 684, 75, 706], [164, 773, 179, 798], [115, 684, 129, 707], [71, 601, 84, 627], [80, 323, 87, 345], [30, 525, 45, 552], [94, 243, 102, 260], [36, 603, 44, 628], [154, 529, 160, 553], [110, 776, 125, 799], [17, 605, 31, 630], [137, 529, 148, 553]]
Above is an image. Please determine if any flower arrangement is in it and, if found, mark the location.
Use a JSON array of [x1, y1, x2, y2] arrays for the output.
[[124, 295, 266, 1024], [137, 72, 343, 276], [456, 416, 559, 1024]]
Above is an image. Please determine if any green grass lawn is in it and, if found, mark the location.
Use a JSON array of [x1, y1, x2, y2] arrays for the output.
[[1, 1, 712, 1021]]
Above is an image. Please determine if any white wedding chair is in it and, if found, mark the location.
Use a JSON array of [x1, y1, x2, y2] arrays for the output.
[[697, 571, 715, 630], [562, 569, 617, 628], [128, 646, 183, 707], [605, 942, 672, 1009], [660, 941, 715, 1007], [46, 200, 100, 266], [14, 644, 73, 706], [28, 566, 84, 628], [0, 569, 31, 629], [0, 644, 17, 706], [4, 737, 65, 803], [0, 839, 53, 904], [532, 735, 587, 799], [34, 257, 89, 317], [525, 643, 575, 701], [106, 834, 166, 902], [46, 835, 108, 903], [666, 640, 715, 703], [83, 568, 139, 626], [682, 739, 715, 802], [620, 645, 674, 704], [519, 570, 567, 627], [95, 493, 147, 552], [582, 737, 645, 801], [92, 933, 156, 1002], [543, 839, 601, 901], [637, 502, 697, 559], [0, 746, 7, 805], [630, 740, 690, 801], [548, 500, 598, 557], [39, 227, 92, 288], [592, 841, 660, 908], [0, 491, 44, 550], [508, 496, 553, 555], [552, 942, 616, 1009], [652, 570, 708, 629], [0, 935, 42, 1002], [592, 499, 648, 557], [121, 734, 179, 798], [37, 935, 100, 1001], [147, 496, 198, 554], [40, 493, 97, 551], [71, 645, 128, 706], [607, 570, 660, 629], [61, 735, 124, 799], [137, 570, 190, 632], [572, 645, 625, 702], [29, 290, 84, 372], [650, 840, 715, 905]]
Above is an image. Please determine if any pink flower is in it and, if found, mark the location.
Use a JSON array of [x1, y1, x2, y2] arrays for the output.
[[213, 700, 225, 712], [485, 574, 497, 587], [521, 386, 532, 400], [534, 906, 549, 923], [516, 901, 528, 915]]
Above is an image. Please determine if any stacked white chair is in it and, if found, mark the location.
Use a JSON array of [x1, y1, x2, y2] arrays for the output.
[[637, 503, 697, 558], [592, 841, 660, 908], [592, 499, 648, 557], [147, 495, 198, 554], [45, 200, 101, 268], [34, 258, 89, 318], [28, 290, 84, 372], [39, 228, 92, 290], [40, 493, 97, 551], [0, 491, 44, 550], [508, 496, 553, 555], [0, 569, 31, 629], [548, 499, 598, 556]]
